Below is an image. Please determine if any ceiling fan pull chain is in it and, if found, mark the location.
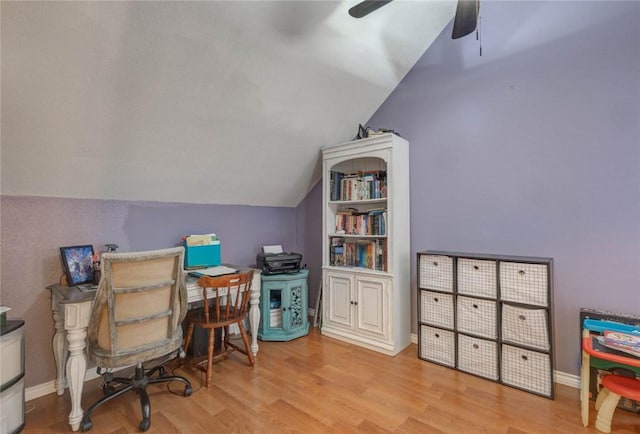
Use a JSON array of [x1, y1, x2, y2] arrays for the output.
[[478, 13, 482, 56]]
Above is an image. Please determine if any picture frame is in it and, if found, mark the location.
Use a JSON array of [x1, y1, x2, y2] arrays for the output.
[[60, 245, 95, 286]]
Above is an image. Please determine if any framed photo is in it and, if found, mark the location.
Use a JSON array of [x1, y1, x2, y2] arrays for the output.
[[60, 245, 95, 286]]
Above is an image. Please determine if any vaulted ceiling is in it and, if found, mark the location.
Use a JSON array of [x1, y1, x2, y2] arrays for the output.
[[2, 1, 456, 207]]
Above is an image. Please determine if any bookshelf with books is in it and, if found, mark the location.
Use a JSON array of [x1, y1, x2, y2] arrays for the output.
[[321, 133, 410, 356]]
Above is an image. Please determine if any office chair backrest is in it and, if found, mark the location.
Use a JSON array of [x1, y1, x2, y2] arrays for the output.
[[198, 270, 254, 325], [88, 247, 187, 368]]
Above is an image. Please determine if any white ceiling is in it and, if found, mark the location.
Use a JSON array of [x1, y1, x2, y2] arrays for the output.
[[2, 1, 456, 207]]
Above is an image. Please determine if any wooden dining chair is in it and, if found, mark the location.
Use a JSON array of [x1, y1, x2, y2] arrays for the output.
[[182, 270, 255, 387]]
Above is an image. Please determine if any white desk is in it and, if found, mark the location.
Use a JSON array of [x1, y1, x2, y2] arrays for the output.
[[48, 269, 261, 432]]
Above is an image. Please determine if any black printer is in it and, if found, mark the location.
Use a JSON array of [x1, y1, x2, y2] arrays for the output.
[[257, 252, 303, 274]]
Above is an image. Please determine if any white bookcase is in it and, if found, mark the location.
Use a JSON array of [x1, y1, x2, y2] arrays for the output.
[[321, 133, 410, 356]]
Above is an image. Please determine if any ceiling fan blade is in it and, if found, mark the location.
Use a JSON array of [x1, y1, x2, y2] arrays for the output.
[[348, 0, 393, 18], [452, 0, 479, 39]]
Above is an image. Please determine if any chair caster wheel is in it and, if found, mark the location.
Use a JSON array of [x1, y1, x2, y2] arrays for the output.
[[102, 384, 116, 395], [184, 385, 193, 397], [80, 417, 93, 432], [139, 418, 150, 432]]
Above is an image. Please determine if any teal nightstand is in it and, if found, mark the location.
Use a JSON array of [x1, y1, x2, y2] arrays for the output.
[[258, 270, 309, 341]]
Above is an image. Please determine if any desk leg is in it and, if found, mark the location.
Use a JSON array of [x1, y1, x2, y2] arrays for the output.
[[52, 297, 68, 396], [581, 349, 590, 427], [64, 302, 92, 431], [249, 287, 260, 357]]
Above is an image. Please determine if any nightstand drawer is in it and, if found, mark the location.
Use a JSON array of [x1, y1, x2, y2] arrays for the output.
[[419, 325, 455, 367], [500, 262, 548, 306], [501, 344, 552, 397], [0, 322, 24, 387], [457, 258, 497, 298], [420, 290, 454, 329], [0, 376, 24, 433], [456, 296, 497, 339], [419, 255, 453, 293], [501, 304, 550, 350], [458, 334, 498, 380]]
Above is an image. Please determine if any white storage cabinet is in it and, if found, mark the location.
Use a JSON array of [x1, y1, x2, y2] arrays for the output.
[[321, 134, 410, 356]]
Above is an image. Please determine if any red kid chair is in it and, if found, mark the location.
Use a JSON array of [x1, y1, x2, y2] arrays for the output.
[[593, 374, 640, 433]]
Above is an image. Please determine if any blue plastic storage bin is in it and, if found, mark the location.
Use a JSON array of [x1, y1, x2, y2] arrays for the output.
[[183, 241, 221, 268]]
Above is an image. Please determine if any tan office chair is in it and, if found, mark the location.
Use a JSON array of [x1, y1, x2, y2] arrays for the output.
[[80, 247, 192, 432], [182, 270, 255, 387]]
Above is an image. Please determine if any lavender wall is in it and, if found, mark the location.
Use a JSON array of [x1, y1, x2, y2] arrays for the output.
[[296, 181, 323, 311], [365, 1, 640, 375], [0, 196, 297, 387]]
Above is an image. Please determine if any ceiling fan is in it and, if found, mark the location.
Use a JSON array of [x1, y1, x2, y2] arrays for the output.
[[348, 0, 480, 40]]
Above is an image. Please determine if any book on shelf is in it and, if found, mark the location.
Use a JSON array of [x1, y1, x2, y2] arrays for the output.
[[330, 170, 387, 201], [329, 171, 343, 201], [329, 238, 386, 271], [598, 330, 640, 357], [336, 207, 358, 215], [334, 208, 386, 236]]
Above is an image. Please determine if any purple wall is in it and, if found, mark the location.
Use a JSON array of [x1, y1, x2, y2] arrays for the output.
[[0, 196, 297, 387], [296, 181, 323, 312], [365, 1, 640, 375]]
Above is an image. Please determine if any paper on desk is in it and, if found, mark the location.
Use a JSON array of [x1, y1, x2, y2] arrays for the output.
[[190, 265, 238, 277], [184, 233, 218, 246]]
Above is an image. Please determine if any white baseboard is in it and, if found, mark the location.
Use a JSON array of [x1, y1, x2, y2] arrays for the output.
[[26, 344, 582, 402], [26, 367, 123, 402], [554, 370, 581, 388], [26, 380, 57, 402]]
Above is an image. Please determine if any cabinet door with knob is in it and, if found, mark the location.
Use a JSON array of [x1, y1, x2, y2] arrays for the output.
[[323, 269, 392, 349]]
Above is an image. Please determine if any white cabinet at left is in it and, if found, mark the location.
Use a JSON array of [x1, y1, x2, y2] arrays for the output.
[[1, 320, 25, 434]]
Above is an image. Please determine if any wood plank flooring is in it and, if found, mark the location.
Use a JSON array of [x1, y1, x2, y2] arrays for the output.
[[25, 327, 639, 433]]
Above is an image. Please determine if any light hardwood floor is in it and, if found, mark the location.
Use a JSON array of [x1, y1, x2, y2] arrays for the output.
[[25, 327, 639, 433]]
